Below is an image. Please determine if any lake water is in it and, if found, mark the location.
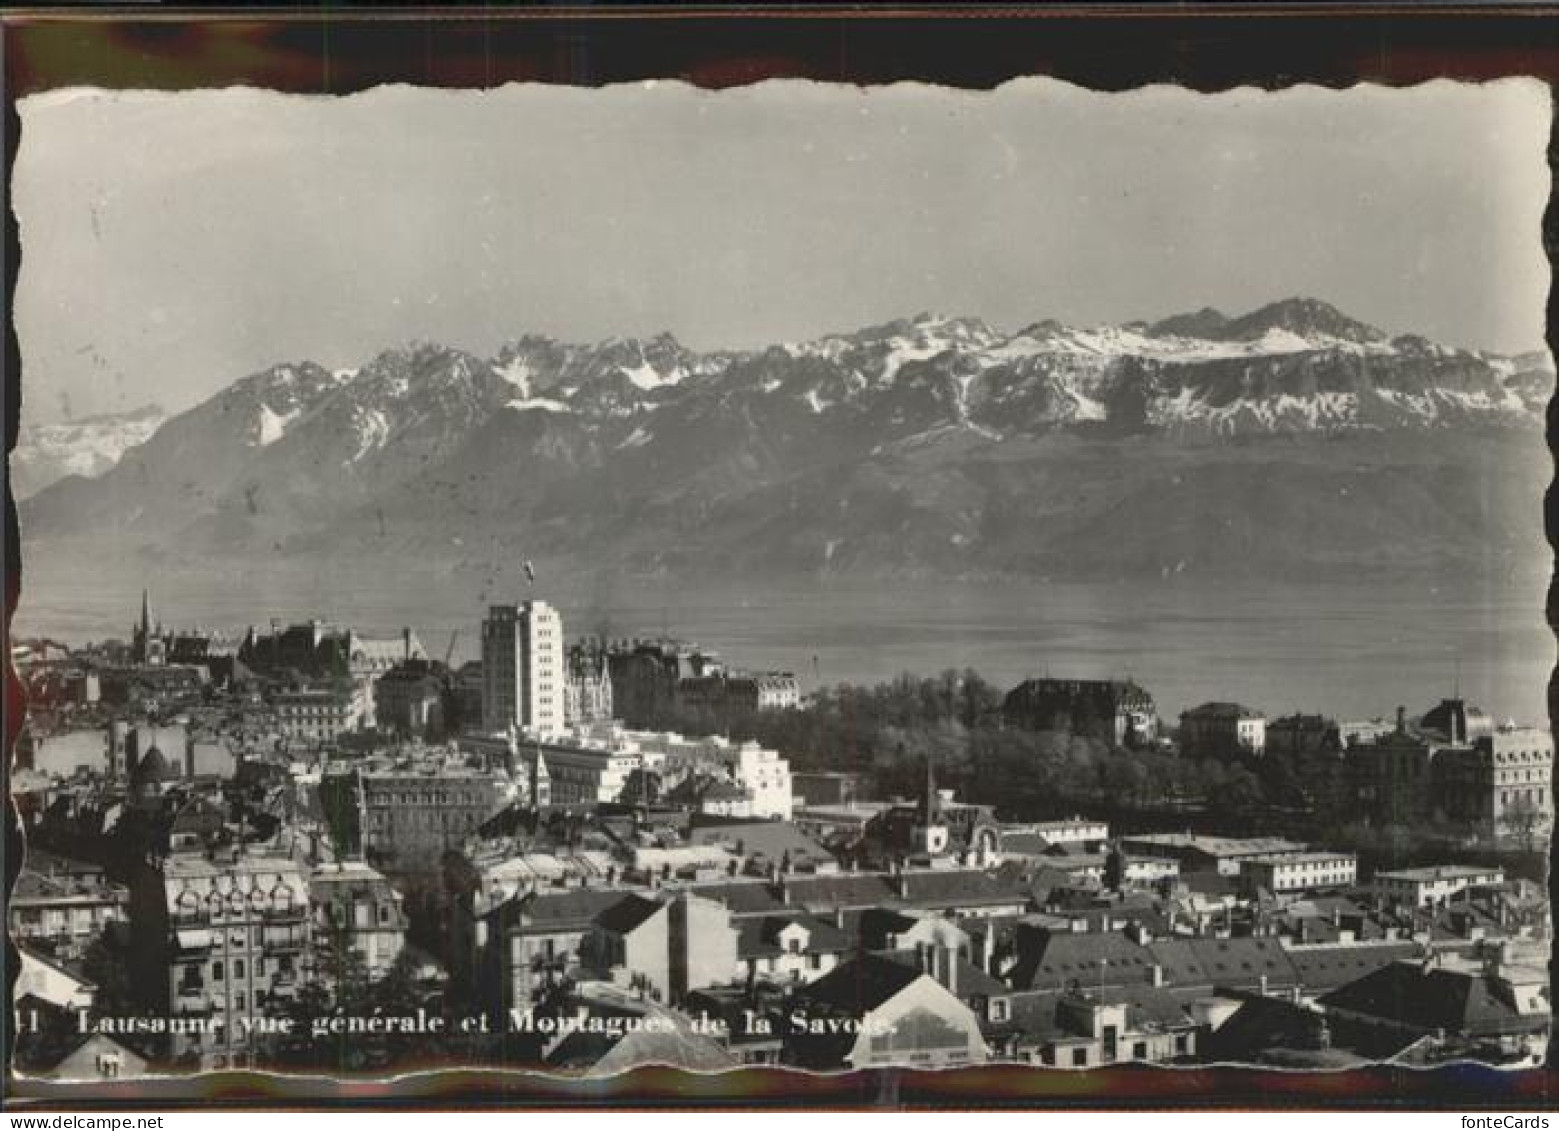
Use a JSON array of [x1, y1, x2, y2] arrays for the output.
[[14, 562, 1554, 727]]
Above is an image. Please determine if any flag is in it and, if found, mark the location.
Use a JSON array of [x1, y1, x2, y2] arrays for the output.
[[523, 560, 536, 585]]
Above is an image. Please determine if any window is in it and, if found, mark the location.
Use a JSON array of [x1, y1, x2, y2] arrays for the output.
[[233, 959, 245, 978], [1132, 1042, 1148, 1060], [212, 961, 224, 981], [1071, 1049, 1087, 1067]]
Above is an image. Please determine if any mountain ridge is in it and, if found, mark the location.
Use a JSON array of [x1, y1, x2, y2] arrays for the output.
[[15, 298, 1552, 584]]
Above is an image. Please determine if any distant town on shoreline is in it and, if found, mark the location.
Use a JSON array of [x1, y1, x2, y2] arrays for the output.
[[8, 587, 1551, 1079]]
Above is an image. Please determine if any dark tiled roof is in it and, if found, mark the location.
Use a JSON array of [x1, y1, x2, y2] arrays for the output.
[[594, 893, 665, 935], [800, 952, 923, 1014], [1202, 993, 1327, 1063], [1144, 939, 1211, 987], [785, 874, 899, 909], [512, 888, 638, 933], [736, 914, 851, 959], [877, 948, 1009, 1001], [1170, 937, 1301, 992], [857, 908, 920, 950], [1319, 962, 1544, 1037], [1287, 943, 1420, 993], [1008, 929, 1158, 993], [896, 870, 1031, 910], [687, 880, 787, 917]]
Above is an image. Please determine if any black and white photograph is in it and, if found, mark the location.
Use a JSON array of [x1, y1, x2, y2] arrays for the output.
[[4, 62, 1553, 1095]]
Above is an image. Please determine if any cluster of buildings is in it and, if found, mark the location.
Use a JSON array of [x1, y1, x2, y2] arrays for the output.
[[7, 600, 1551, 1081], [1000, 677, 1553, 842]]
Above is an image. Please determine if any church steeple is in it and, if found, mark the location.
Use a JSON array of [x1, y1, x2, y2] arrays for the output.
[[133, 588, 153, 663], [915, 751, 949, 857], [923, 750, 939, 825]]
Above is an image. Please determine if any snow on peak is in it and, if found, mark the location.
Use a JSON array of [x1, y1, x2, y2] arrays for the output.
[[621, 360, 683, 391], [496, 357, 534, 400], [506, 397, 571, 414], [253, 403, 301, 447]]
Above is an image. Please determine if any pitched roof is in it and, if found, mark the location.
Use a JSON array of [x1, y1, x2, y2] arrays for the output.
[[1319, 962, 1545, 1037], [511, 888, 638, 933], [1286, 943, 1419, 993], [1007, 929, 1158, 993], [735, 914, 851, 959], [1202, 993, 1328, 1064], [896, 870, 1031, 910], [1162, 937, 1301, 992], [800, 952, 924, 1014], [132, 746, 178, 783], [687, 880, 787, 916], [593, 893, 665, 935], [877, 948, 1009, 1001], [785, 873, 899, 910]]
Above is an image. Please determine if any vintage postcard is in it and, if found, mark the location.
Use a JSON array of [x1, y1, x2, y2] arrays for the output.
[[4, 62, 1553, 1102]]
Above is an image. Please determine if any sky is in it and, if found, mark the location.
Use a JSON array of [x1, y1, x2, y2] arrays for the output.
[[13, 76, 1552, 425]]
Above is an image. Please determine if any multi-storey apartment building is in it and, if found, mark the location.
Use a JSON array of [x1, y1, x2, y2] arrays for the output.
[[563, 642, 614, 725], [1432, 725, 1553, 838], [482, 601, 565, 735], [308, 860, 409, 980], [274, 684, 369, 743], [1238, 851, 1358, 895], [318, 762, 513, 874], [9, 852, 128, 960], [1373, 864, 1506, 909], [128, 850, 311, 1070]]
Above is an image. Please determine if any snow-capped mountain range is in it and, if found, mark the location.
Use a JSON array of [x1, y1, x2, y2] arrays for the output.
[[10, 404, 167, 500], [15, 298, 1553, 582]]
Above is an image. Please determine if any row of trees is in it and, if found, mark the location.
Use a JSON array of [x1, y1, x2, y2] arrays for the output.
[[623, 666, 1549, 859], [630, 668, 1281, 826]]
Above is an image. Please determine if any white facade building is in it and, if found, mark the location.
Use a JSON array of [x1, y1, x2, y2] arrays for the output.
[[481, 601, 565, 736], [1238, 851, 1357, 894], [1374, 864, 1506, 908]]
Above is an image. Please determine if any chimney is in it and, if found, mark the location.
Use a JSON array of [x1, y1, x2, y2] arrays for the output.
[[980, 925, 996, 972], [1258, 973, 1269, 996], [185, 735, 196, 781], [930, 943, 958, 995], [125, 728, 141, 778], [403, 627, 412, 663], [1151, 963, 1164, 988]]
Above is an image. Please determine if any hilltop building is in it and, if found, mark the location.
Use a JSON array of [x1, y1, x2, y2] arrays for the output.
[[1179, 702, 1267, 756], [1003, 679, 1158, 747]]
